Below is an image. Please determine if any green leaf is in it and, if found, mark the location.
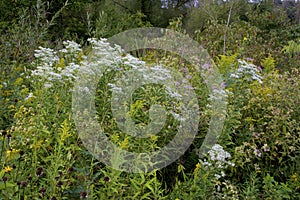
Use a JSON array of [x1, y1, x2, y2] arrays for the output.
[[0, 170, 5, 179], [0, 182, 15, 190]]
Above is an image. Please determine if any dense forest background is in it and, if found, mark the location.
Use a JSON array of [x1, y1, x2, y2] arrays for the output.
[[0, 0, 299, 63]]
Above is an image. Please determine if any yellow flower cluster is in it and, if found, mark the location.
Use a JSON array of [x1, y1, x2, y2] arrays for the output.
[[14, 77, 23, 86], [250, 83, 274, 99], [194, 163, 201, 176], [120, 137, 129, 150], [6, 149, 19, 162], [4, 166, 13, 173]]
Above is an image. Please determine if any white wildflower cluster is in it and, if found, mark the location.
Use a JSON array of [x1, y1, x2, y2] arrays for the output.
[[30, 38, 190, 127], [84, 38, 125, 72], [200, 63, 229, 111], [230, 59, 263, 84], [108, 65, 174, 92], [59, 40, 82, 54], [74, 38, 139, 84], [208, 144, 233, 165], [201, 144, 234, 180], [31, 42, 83, 88], [31, 47, 61, 88], [123, 54, 145, 70], [166, 86, 183, 100], [208, 83, 229, 102], [206, 82, 230, 113], [33, 46, 59, 65], [60, 63, 81, 82], [30, 38, 123, 89], [85, 40, 190, 124], [24, 93, 35, 101], [108, 63, 185, 122]]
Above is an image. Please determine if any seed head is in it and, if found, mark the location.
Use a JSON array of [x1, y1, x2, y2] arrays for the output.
[[2, 176, 8, 182], [21, 181, 28, 187], [80, 191, 88, 198]]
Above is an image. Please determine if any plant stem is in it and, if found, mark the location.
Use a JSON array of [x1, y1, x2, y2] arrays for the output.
[[15, 158, 21, 181], [223, 3, 233, 55], [0, 135, 5, 166], [4, 182, 8, 200]]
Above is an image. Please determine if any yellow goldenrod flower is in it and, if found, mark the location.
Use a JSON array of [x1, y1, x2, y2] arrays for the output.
[[31, 140, 43, 149], [150, 135, 158, 142], [120, 137, 129, 149], [3, 90, 13, 96], [56, 57, 65, 69], [111, 133, 120, 143], [59, 120, 71, 144], [177, 163, 185, 173], [78, 51, 84, 62], [194, 163, 201, 175], [14, 77, 23, 86], [6, 149, 16, 155], [20, 88, 29, 95], [6, 149, 19, 162], [4, 166, 13, 173], [291, 173, 297, 181], [243, 37, 248, 41]]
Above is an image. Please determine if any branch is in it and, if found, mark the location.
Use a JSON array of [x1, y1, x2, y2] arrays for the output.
[[175, 0, 191, 9], [111, 0, 135, 14], [223, 3, 233, 55], [45, 1, 69, 29]]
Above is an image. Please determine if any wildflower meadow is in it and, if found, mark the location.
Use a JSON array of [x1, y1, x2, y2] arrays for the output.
[[1, 0, 300, 199]]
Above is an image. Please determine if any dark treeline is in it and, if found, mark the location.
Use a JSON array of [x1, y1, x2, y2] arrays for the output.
[[0, 0, 299, 40]]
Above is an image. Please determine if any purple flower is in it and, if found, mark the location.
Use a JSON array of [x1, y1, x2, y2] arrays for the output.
[[252, 132, 260, 139], [220, 82, 226, 89], [254, 149, 262, 158], [245, 57, 254, 62], [201, 63, 211, 70]]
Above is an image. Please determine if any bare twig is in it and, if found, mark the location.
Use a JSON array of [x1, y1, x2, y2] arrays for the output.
[[43, 0, 69, 34], [223, 3, 233, 55], [111, 0, 135, 14]]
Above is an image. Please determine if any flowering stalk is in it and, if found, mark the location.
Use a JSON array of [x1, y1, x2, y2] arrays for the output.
[[2, 176, 8, 200], [15, 151, 24, 183], [0, 134, 5, 166]]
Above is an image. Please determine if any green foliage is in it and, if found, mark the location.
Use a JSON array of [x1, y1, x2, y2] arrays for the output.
[[282, 39, 300, 57], [247, 6, 291, 32], [216, 54, 239, 76], [262, 174, 292, 200], [184, 0, 250, 34], [88, 9, 152, 38], [261, 54, 276, 73], [226, 68, 300, 192], [1, 0, 300, 199]]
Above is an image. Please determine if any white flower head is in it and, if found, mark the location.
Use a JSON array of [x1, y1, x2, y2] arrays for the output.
[[25, 93, 35, 101], [230, 59, 263, 84]]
